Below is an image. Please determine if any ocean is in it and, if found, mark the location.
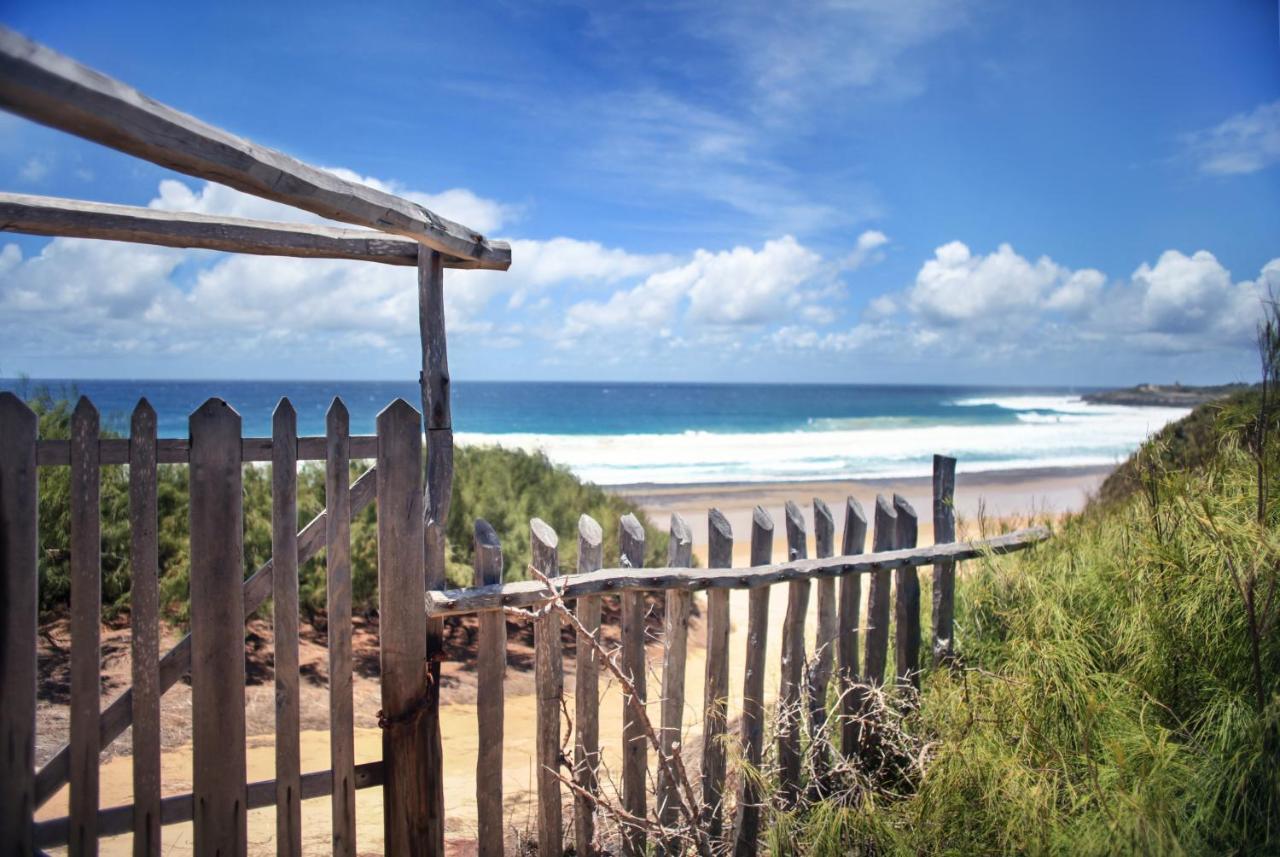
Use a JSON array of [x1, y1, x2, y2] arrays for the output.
[[1, 379, 1189, 486]]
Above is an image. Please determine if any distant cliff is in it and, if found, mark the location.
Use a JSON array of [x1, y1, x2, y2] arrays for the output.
[[1083, 382, 1251, 408]]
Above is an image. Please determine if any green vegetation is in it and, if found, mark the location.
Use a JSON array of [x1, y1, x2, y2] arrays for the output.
[[771, 332, 1280, 853], [24, 384, 669, 624]]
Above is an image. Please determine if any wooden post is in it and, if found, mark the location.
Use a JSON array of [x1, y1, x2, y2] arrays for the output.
[[0, 392, 38, 853], [863, 495, 897, 687], [657, 513, 693, 853], [732, 507, 773, 857], [893, 495, 920, 691], [326, 399, 356, 857], [777, 500, 809, 807], [70, 397, 100, 857], [189, 399, 247, 857], [271, 400, 301, 857], [130, 400, 161, 857], [418, 246, 449, 857], [376, 399, 431, 855], [531, 519, 563, 856], [618, 513, 647, 857], [701, 509, 732, 842], [837, 497, 867, 759], [932, 455, 958, 666], [474, 520, 505, 857], [574, 514, 604, 857], [807, 498, 837, 797]]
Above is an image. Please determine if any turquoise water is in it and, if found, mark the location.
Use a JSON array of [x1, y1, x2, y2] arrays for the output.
[[2, 379, 1188, 484]]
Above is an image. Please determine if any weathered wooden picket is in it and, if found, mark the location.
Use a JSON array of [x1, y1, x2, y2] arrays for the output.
[[0, 26, 1050, 857]]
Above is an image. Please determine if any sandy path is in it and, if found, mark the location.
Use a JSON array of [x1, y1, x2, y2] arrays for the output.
[[37, 467, 1103, 854]]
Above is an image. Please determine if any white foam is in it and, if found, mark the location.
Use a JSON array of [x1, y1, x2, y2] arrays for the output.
[[456, 399, 1191, 485]]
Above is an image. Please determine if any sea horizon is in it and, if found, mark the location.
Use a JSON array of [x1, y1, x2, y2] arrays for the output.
[[2, 377, 1188, 486]]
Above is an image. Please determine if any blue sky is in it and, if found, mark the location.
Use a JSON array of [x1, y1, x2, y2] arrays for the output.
[[0, 0, 1277, 385]]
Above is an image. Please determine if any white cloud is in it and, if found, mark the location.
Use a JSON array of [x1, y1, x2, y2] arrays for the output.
[[19, 155, 50, 182], [562, 236, 832, 340], [794, 241, 1274, 359], [907, 241, 1088, 326], [1182, 100, 1280, 176], [844, 230, 889, 270]]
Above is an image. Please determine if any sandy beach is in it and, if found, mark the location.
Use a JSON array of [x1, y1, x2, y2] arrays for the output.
[[616, 464, 1109, 565], [35, 464, 1107, 855]]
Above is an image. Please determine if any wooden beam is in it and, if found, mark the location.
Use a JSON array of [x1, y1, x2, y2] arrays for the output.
[[0, 29, 511, 267], [0, 192, 507, 269], [36, 434, 378, 466], [35, 762, 385, 849], [426, 526, 1050, 617]]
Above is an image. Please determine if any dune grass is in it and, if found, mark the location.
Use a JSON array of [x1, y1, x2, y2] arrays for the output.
[[771, 406, 1279, 854]]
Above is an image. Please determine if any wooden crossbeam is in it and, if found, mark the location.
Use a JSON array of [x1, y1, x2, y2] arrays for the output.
[[34, 761, 385, 849], [425, 526, 1051, 617], [0, 28, 511, 268], [35, 435, 379, 466], [0, 192, 503, 269]]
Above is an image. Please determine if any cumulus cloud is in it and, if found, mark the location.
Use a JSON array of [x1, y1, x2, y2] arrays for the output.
[[1182, 100, 1280, 176], [788, 241, 1275, 359], [562, 236, 832, 340]]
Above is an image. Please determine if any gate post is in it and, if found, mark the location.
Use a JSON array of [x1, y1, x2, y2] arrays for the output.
[[376, 399, 432, 855], [0, 392, 38, 853]]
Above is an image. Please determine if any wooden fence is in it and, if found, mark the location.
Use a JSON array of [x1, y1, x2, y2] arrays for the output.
[[0, 26, 1050, 856], [0, 389, 1046, 854]]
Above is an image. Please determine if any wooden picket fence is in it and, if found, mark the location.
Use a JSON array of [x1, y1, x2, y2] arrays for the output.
[[0, 27, 1050, 856], [0, 389, 1046, 855]]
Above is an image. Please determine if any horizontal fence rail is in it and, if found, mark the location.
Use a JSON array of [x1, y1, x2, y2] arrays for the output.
[[425, 526, 1050, 617], [35, 434, 378, 465]]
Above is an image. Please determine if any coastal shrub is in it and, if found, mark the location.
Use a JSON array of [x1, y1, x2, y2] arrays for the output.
[[778, 401, 1280, 854], [23, 387, 669, 623]]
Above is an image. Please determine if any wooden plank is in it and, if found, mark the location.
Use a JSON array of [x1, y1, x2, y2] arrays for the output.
[[573, 514, 604, 857], [375, 399, 432, 854], [618, 513, 647, 857], [0, 392, 38, 853], [837, 497, 867, 758], [69, 397, 101, 857], [129, 400, 161, 857], [531, 519, 563, 857], [700, 509, 732, 843], [863, 496, 897, 687], [270, 400, 301, 857], [426, 526, 1051, 617], [418, 248, 449, 857], [807, 498, 837, 798], [732, 507, 773, 857], [36, 435, 377, 466], [0, 192, 495, 270], [473, 520, 505, 857], [326, 399, 356, 857], [36, 761, 386, 849], [893, 495, 921, 690], [777, 500, 809, 807], [188, 399, 246, 857], [932, 455, 958, 666], [656, 513, 693, 853], [0, 30, 511, 268], [34, 467, 379, 809]]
